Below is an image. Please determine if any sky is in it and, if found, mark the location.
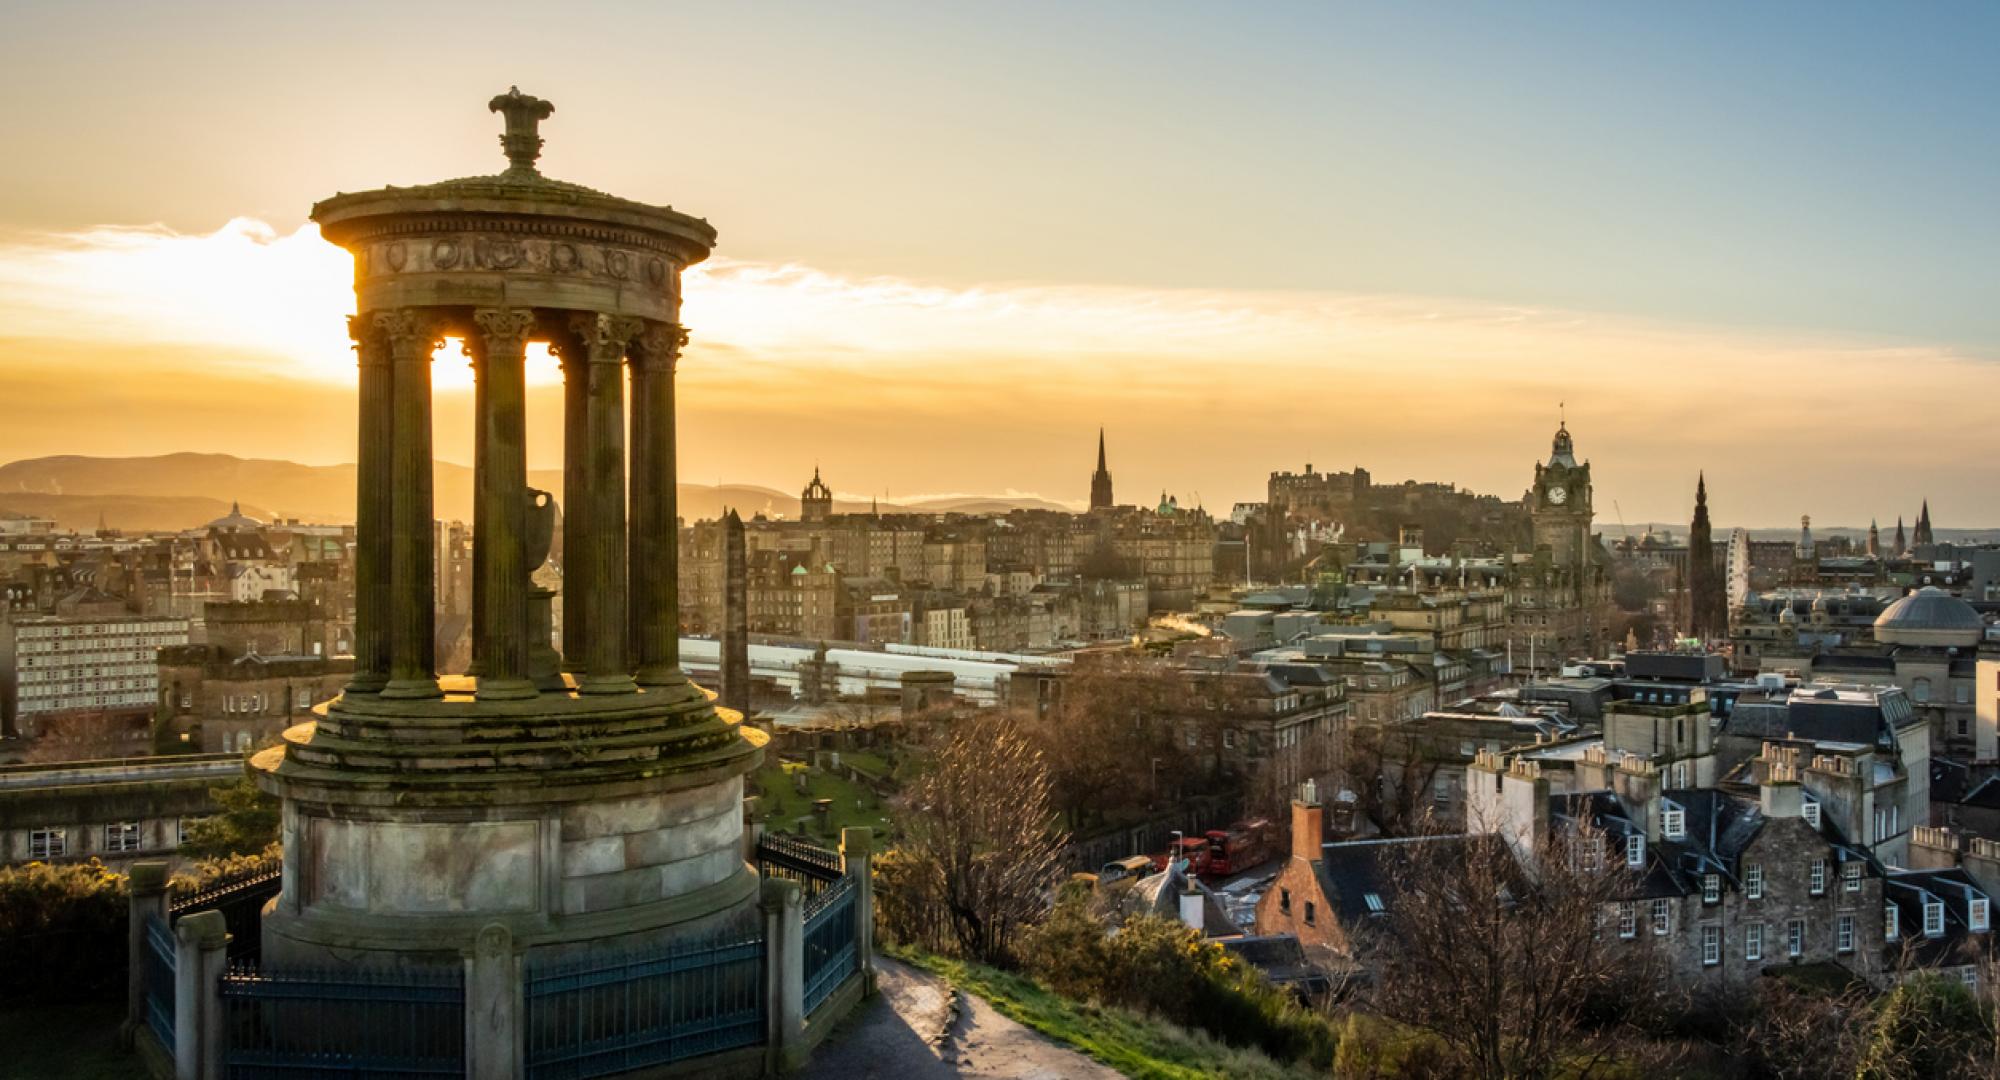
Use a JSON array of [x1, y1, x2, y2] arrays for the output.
[[1, 1, 1997, 526]]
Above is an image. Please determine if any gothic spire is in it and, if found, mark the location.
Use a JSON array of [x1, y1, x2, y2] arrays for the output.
[[1097, 427, 1107, 472]]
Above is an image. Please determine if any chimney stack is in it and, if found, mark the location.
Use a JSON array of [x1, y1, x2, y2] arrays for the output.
[[1290, 782, 1324, 863]]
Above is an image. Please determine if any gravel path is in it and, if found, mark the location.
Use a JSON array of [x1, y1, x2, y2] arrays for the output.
[[805, 955, 1123, 1079]]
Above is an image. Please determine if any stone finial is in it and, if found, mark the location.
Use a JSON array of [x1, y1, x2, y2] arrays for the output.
[[488, 86, 555, 178]]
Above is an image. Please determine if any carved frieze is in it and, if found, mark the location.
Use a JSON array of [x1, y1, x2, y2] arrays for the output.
[[356, 231, 680, 298]]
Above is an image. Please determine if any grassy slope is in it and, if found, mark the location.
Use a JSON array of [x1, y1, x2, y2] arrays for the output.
[[900, 951, 1316, 1080]]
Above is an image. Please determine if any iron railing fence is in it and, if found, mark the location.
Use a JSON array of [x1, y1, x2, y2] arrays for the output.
[[756, 833, 844, 906], [172, 869, 282, 963], [523, 934, 766, 1080], [802, 874, 859, 1015], [218, 963, 466, 1079]]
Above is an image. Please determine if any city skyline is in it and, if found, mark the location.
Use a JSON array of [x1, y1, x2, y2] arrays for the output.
[[5, 2, 1999, 525]]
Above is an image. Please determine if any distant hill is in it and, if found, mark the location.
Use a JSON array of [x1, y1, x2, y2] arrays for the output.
[[1605, 521, 2000, 545], [0, 454, 1067, 531]]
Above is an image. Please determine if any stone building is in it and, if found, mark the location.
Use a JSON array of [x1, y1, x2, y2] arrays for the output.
[[0, 753, 241, 868], [1088, 428, 1115, 512], [1509, 422, 1612, 670], [156, 599, 354, 753]]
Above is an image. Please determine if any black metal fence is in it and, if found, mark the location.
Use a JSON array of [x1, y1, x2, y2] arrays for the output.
[[802, 875, 859, 1015], [523, 934, 766, 1080], [756, 832, 844, 906], [218, 964, 466, 1079], [172, 869, 282, 964]]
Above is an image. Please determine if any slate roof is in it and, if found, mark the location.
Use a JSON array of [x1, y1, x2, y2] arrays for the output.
[[1885, 868, 1994, 970], [1312, 834, 1502, 925]]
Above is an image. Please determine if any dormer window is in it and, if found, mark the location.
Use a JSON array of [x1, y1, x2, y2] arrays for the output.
[[1663, 808, 1686, 840], [1972, 897, 1991, 933], [1925, 900, 1946, 938], [1803, 800, 1822, 828], [1627, 835, 1646, 868], [1364, 893, 1385, 915]]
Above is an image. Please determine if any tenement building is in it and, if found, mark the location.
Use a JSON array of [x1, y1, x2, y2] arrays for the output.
[[0, 608, 188, 745]]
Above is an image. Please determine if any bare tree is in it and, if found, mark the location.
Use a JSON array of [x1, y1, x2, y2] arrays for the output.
[[1344, 722, 1444, 836], [1364, 822, 1660, 1080], [1028, 654, 1188, 829], [893, 709, 1066, 964]]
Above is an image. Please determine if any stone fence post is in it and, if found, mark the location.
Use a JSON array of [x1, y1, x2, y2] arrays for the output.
[[464, 922, 522, 1080], [840, 827, 876, 996], [127, 860, 169, 1040], [172, 910, 229, 1080], [761, 877, 804, 1073]]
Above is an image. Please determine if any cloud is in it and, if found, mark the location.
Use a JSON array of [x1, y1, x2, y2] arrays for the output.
[[0, 217, 1995, 524]]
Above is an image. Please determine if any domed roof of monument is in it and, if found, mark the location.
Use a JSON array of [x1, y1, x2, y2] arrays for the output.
[[1874, 586, 1984, 647], [311, 87, 716, 258]]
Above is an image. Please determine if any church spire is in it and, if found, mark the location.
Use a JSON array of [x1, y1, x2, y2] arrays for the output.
[[1089, 427, 1115, 512]]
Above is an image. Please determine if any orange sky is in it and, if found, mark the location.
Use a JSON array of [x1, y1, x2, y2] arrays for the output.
[[4, 5, 1998, 527]]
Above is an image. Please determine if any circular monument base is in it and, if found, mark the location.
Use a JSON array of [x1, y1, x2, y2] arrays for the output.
[[252, 674, 765, 972]]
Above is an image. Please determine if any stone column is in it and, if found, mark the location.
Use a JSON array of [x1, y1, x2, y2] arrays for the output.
[[559, 337, 589, 675], [471, 308, 537, 701], [126, 860, 168, 1037], [761, 877, 806, 1074], [379, 309, 444, 699], [173, 910, 229, 1080], [840, 826, 878, 996], [464, 923, 522, 1080], [467, 342, 486, 679], [564, 315, 640, 693], [346, 316, 392, 694], [630, 322, 688, 687]]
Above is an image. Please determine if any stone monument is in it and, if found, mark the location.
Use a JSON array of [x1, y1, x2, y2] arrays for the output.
[[253, 88, 765, 968]]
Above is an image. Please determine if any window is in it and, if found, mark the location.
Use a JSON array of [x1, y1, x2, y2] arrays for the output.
[[1962, 967, 1979, 990], [1664, 808, 1686, 840], [1703, 874, 1720, 904], [1972, 897, 1991, 933], [1913, 678, 1932, 703], [1304, 901, 1316, 926], [1221, 729, 1237, 750], [29, 828, 67, 860], [1886, 904, 1900, 942], [1837, 914, 1855, 954], [1745, 923, 1764, 962], [103, 822, 140, 853], [1673, 761, 1688, 789], [295, 688, 312, 709], [1843, 862, 1861, 893], [1810, 859, 1827, 896], [1701, 925, 1720, 966], [1787, 920, 1805, 958], [1433, 777, 1451, 805], [1627, 835, 1646, 868], [1363, 893, 1385, 914], [1652, 899, 1671, 936], [1185, 730, 1197, 748], [1618, 902, 1637, 939], [1803, 800, 1822, 828], [1925, 901, 1945, 938], [177, 818, 191, 845], [1745, 864, 1764, 900], [1278, 888, 1290, 913]]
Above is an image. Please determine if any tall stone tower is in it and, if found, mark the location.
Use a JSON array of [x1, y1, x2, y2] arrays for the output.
[[1687, 473, 1724, 641], [1089, 428, 1115, 512], [1530, 422, 1593, 577], [254, 90, 765, 970], [800, 467, 833, 524], [1914, 500, 1935, 547]]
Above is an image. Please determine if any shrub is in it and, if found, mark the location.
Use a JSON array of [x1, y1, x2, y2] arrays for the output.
[[1854, 974, 1993, 1080], [0, 860, 129, 1002], [1021, 895, 1337, 1068]]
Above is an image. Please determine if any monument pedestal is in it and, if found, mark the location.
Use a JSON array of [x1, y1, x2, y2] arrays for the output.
[[254, 676, 763, 971]]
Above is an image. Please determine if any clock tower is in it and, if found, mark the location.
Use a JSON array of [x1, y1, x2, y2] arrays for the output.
[[1531, 421, 1592, 570]]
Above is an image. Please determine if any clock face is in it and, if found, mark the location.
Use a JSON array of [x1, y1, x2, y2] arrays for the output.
[[1548, 486, 1569, 506]]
